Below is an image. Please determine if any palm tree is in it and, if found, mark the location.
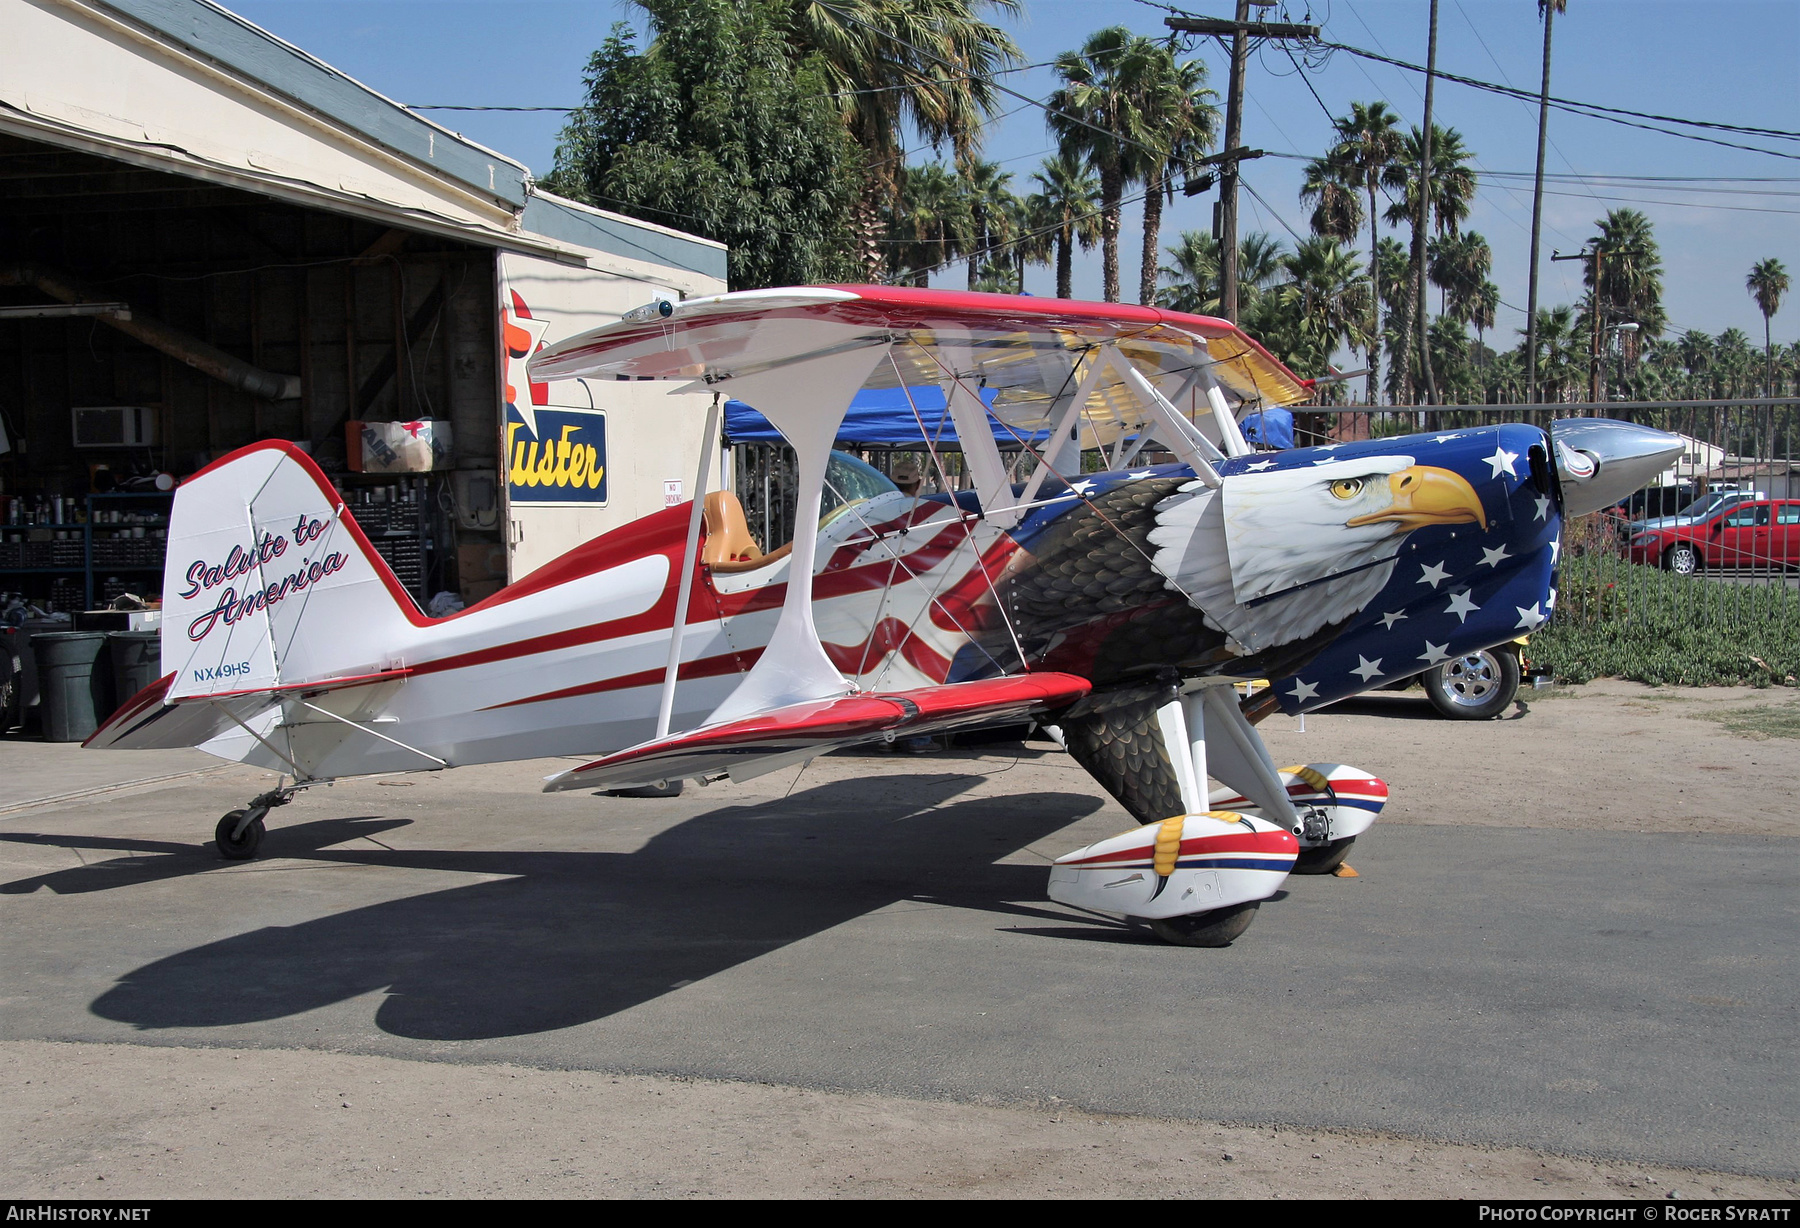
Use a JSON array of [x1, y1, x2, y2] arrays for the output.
[[1007, 190, 1055, 288], [1747, 258, 1790, 394], [1299, 156, 1363, 245], [784, 0, 1022, 277], [1386, 124, 1477, 404], [885, 162, 972, 286], [1030, 152, 1101, 300], [1587, 208, 1666, 353], [1133, 50, 1218, 305], [1046, 28, 1166, 303], [1527, 305, 1580, 402], [1715, 328, 1755, 399], [1279, 236, 1373, 371], [1156, 231, 1286, 316], [961, 159, 1017, 291], [1430, 231, 1492, 322], [1315, 102, 1405, 403]]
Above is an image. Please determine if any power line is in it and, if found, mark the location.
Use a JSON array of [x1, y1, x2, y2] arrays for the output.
[[1152, 2, 1800, 156], [1239, 177, 1309, 245], [1315, 41, 1800, 161]]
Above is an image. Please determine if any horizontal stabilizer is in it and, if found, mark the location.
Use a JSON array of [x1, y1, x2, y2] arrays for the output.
[[543, 672, 1090, 792], [84, 667, 412, 751]]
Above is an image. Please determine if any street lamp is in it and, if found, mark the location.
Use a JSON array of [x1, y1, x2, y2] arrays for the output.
[[1604, 321, 1639, 403]]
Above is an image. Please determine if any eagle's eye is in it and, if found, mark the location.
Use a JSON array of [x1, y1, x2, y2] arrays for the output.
[[1328, 477, 1366, 500]]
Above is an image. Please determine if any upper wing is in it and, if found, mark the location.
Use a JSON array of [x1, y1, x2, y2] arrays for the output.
[[527, 284, 1314, 449], [542, 672, 1090, 792]]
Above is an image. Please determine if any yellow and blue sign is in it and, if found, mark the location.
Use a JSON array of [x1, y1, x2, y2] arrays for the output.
[[505, 408, 607, 505]]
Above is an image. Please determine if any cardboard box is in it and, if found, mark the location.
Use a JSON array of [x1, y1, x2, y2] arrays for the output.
[[347, 419, 453, 473], [457, 543, 507, 583]]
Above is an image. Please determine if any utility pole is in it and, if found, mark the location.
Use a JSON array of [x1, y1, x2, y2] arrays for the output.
[[1415, 0, 1440, 410], [1526, 1, 1559, 413], [1589, 246, 1606, 404], [1549, 247, 1589, 413], [1552, 243, 1642, 410], [1166, 5, 1318, 324], [1220, 0, 1251, 324]]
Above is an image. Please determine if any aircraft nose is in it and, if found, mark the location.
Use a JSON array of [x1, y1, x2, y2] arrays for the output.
[[1550, 418, 1685, 516]]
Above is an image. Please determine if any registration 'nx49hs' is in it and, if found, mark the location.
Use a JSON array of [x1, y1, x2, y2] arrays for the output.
[[87, 287, 1680, 946]]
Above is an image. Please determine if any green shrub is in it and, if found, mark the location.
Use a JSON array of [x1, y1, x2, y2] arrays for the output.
[[1533, 552, 1800, 687]]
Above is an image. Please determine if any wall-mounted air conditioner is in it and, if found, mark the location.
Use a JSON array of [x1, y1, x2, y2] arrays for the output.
[[71, 406, 159, 448]]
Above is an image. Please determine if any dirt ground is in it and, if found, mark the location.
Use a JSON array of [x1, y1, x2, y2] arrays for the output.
[[4, 678, 1797, 1200], [1256, 679, 1800, 838], [6, 1041, 1795, 1200]]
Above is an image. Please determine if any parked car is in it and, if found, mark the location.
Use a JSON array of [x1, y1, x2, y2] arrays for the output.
[[1629, 489, 1764, 535], [1628, 498, 1800, 573], [1604, 483, 1694, 539], [1611, 482, 1696, 523]]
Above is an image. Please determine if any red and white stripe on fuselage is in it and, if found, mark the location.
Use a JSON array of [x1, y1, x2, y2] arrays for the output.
[[93, 440, 1010, 779]]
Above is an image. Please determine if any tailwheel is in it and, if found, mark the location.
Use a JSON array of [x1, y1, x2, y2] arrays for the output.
[[1148, 900, 1259, 947], [1291, 835, 1356, 876], [214, 809, 266, 861]]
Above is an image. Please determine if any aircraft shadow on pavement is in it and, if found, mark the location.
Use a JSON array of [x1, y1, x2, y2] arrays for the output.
[[5, 774, 1107, 1042]]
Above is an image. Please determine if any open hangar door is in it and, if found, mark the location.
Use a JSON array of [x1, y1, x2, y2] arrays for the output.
[[0, 129, 504, 612]]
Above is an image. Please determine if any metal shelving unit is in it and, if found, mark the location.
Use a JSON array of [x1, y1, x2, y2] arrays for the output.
[[0, 492, 172, 608]]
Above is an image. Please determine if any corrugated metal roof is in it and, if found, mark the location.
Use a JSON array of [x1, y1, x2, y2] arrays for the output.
[[100, 0, 533, 209], [80, 0, 725, 279]]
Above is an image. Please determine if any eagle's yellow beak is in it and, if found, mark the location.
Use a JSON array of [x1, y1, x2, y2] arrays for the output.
[[1346, 466, 1487, 532]]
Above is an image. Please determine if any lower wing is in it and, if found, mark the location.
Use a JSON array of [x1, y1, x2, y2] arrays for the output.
[[542, 672, 1090, 792]]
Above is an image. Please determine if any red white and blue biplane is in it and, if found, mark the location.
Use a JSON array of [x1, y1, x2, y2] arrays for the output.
[[86, 287, 1680, 945]]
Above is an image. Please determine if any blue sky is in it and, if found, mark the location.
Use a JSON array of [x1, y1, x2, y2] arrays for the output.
[[231, 0, 1798, 350]]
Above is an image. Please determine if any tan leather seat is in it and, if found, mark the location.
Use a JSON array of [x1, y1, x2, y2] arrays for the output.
[[702, 491, 764, 568]]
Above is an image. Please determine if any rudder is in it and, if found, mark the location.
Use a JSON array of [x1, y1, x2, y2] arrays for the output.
[[161, 441, 423, 701]]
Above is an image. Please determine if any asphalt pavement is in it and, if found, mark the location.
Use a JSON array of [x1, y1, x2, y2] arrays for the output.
[[1, 741, 1795, 1180]]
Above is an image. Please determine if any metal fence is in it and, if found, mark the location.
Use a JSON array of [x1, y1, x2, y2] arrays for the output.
[[1296, 399, 1800, 684], [729, 400, 1799, 683]]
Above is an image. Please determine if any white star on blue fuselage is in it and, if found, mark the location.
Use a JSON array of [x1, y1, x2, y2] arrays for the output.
[[1417, 561, 1450, 588]]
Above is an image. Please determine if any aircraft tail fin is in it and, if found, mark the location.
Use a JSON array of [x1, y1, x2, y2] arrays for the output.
[[159, 441, 423, 704]]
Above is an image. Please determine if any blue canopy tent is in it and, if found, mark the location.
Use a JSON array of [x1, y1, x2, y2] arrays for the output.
[[1239, 405, 1294, 450], [724, 385, 1048, 450]]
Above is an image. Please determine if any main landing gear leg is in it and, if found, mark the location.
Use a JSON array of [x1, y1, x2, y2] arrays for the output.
[[214, 782, 312, 861]]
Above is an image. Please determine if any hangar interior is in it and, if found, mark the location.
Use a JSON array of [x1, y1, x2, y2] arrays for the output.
[[0, 129, 501, 610]]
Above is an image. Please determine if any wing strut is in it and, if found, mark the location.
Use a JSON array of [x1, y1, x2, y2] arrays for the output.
[[295, 700, 450, 768], [700, 342, 889, 727], [211, 701, 308, 779], [1104, 346, 1224, 488], [1196, 362, 1254, 458], [656, 392, 722, 738]]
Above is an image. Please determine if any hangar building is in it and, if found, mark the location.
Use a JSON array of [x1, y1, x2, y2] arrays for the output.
[[0, 0, 727, 612]]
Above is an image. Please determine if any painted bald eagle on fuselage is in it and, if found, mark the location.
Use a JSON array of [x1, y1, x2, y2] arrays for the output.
[[1148, 455, 1486, 654], [966, 427, 1543, 695]]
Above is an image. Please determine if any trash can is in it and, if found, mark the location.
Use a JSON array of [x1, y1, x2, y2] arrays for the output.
[[7, 619, 64, 734], [31, 631, 110, 742], [107, 629, 162, 707]]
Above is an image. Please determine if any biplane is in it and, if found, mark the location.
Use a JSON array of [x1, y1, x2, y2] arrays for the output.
[[86, 286, 1681, 945]]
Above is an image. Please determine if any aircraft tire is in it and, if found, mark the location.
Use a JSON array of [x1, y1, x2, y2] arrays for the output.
[[1149, 901, 1259, 947], [1290, 835, 1355, 875], [1059, 698, 1185, 827], [215, 810, 265, 860]]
